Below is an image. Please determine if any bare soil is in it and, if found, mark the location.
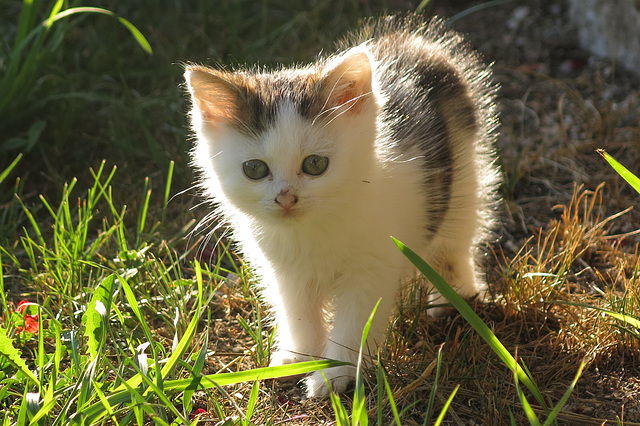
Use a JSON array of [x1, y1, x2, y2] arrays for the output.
[[185, 1, 640, 424]]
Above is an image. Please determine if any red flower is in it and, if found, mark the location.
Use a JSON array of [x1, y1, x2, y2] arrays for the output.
[[17, 300, 30, 313], [189, 408, 207, 420], [277, 395, 294, 407], [16, 300, 39, 334], [23, 314, 39, 333]]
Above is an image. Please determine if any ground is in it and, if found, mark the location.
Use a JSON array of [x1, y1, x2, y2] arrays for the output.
[[2, 0, 640, 424], [188, 1, 640, 423]]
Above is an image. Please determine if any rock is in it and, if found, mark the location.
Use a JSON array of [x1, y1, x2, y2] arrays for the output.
[[567, 0, 640, 75]]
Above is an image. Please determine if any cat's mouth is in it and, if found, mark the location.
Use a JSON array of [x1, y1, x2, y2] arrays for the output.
[[265, 204, 301, 221], [278, 207, 299, 219]]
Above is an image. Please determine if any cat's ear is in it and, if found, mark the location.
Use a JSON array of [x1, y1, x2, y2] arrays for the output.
[[320, 47, 373, 115], [185, 66, 241, 125]]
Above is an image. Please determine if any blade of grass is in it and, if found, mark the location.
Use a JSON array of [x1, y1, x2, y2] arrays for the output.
[[330, 390, 350, 426], [44, 0, 64, 28], [36, 305, 44, 392], [137, 367, 189, 423], [136, 177, 151, 244], [245, 380, 260, 422], [514, 364, 542, 426], [77, 356, 98, 411], [556, 301, 640, 329], [0, 251, 9, 327], [17, 389, 30, 425], [447, 0, 519, 24], [0, 154, 22, 185], [353, 299, 381, 425], [166, 360, 351, 392], [416, 0, 435, 13], [158, 260, 204, 379], [424, 345, 444, 423], [15, 0, 43, 46], [162, 160, 174, 223], [376, 357, 385, 426], [0, 326, 40, 387], [380, 361, 401, 426], [182, 313, 209, 416], [597, 149, 640, 195], [15, 195, 45, 246], [91, 378, 119, 425], [119, 378, 154, 423], [44, 7, 152, 54], [115, 272, 163, 397], [542, 361, 586, 426], [433, 385, 460, 426], [29, 374, 55, 425], [328, 300, 382, 425], [603, 311, 640, 328]]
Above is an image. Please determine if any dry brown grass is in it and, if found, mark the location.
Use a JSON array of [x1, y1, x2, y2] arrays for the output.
[[188, 183, 640, 425]]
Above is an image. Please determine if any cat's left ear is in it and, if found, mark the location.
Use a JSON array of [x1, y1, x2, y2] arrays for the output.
[[320, 47, 374, 115]]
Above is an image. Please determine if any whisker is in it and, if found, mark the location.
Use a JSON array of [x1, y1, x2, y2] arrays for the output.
[[318, 91, 373, 129], [311, 63, 369, 126]]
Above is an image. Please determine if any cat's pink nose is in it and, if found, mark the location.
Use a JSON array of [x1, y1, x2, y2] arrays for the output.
[[275, 189, 298, 210]]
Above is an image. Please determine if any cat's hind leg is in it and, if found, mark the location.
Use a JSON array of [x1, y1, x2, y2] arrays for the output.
[[424, 240, 485, 315]]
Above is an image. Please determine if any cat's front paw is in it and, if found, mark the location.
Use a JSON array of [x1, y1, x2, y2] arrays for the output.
[[269, 350, 311, 367], [304, 365, 356, 398], [269, 351, 313, 382]]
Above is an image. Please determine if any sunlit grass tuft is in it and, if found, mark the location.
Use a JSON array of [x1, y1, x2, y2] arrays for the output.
[[0, 165, 346, 424]]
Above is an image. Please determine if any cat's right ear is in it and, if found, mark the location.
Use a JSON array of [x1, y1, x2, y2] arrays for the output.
[[185, 66, 240, 126], [320, 47, 374, 115]]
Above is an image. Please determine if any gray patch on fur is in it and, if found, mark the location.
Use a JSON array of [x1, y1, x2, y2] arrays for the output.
[[234, 73, 323, 135], [351, 17, 490, 236]]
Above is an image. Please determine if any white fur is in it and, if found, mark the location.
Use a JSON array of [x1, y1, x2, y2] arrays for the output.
[[187, 39, 495, 397]]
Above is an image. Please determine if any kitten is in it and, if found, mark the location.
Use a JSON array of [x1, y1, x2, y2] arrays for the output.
[[184, 15, 499, 398]]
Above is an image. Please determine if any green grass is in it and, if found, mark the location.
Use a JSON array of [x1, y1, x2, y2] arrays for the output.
[[2, 1, 640, 424], [597, 149, 640, 195], [1, 0, 151, 153], [0, 161, 347, 424]]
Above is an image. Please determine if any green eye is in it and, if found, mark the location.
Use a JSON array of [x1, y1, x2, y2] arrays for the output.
[[302, 155, 329, 176], [242, 159, 269, 180]]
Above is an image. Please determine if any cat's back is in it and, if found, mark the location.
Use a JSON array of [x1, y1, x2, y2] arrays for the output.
[[343, 16, 497, 152], [340, 15, 499, 238]]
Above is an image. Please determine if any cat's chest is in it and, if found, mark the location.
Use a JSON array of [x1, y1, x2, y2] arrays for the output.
[[263, 225, 350, 267]]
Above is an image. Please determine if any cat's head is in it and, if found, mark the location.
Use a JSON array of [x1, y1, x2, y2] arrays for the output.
[[185, 46, 380, 226]]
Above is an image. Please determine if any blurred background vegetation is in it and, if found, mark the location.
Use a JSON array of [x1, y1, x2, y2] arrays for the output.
[[1, 0, 411, 199]]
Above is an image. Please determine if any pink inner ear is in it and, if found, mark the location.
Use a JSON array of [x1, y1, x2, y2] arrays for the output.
[[332, 82, 361, 112], [195, 95, 236, 124], [323, 50, 373, 115]]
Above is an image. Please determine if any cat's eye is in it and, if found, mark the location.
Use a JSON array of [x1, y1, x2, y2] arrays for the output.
[[242, 159, 270, 180], [302, 155, 329, 176]]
